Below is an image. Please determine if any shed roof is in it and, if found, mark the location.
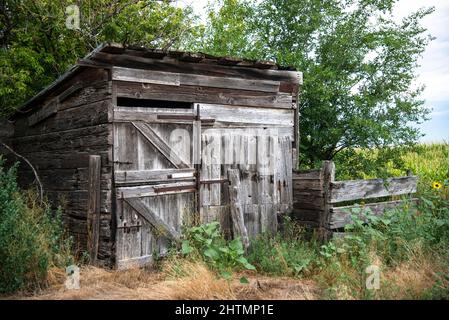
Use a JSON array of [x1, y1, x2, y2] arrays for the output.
[[18, 43, 300, 113]]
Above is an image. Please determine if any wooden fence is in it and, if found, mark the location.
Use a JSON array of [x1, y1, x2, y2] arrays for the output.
[[292, 161, 418, 238]]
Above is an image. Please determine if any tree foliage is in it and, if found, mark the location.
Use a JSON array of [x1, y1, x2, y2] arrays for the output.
[[0, 0, 198, 117], [196, 0, 433, 168], [0, 0, 434, 169]]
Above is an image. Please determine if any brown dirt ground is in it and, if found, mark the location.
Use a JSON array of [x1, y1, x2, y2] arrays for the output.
[[5, 263, 321, 300]]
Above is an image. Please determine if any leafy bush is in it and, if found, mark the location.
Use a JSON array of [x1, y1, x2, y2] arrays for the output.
[[247, 217, 318, 277], [181, 222, 255, 281], [0, 158, 73, 294], [316, 195, 449, 299]]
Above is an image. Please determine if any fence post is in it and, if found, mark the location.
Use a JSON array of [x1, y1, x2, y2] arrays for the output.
[[87, 155, 101, 266], [319, 161, 335, 241]]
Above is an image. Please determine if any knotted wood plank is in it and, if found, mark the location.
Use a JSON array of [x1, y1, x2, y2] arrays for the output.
[[227, 169, 250, 251]]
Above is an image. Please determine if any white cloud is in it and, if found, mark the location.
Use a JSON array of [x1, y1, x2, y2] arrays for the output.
[[394, 0, 449, 103]]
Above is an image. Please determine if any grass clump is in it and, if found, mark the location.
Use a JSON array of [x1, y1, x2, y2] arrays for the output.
[[0, 158, 73, 294], [314, 195, 449, 299], [247, 217, 318, 277]]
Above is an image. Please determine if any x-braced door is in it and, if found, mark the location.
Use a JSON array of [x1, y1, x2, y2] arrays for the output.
[[113, 103, 200, 269]]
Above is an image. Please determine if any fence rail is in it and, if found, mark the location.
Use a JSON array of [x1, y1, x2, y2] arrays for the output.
[[292, 161, 418, 238]]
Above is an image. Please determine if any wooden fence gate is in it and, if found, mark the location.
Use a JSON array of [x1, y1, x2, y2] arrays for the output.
[[292, 161, 418, 238]]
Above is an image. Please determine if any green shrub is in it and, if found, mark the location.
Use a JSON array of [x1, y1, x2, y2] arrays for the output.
[[0, 158, 73, 294], [181, 222, 255, 281], [247, 217, 318, 277], [315, 195, 449, 299]]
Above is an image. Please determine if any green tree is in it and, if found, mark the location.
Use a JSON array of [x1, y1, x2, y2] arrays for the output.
[[197, 0, 433, 170], [0, 0, 198, 117]]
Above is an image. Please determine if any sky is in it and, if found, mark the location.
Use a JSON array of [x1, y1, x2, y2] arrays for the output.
[[175, 0, 449, 143]]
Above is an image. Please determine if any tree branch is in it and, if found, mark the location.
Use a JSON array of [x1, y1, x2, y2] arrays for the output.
[[0, 140, 43, 203]]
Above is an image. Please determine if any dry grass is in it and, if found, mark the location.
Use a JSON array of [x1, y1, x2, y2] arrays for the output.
[[312, 243, 449, 300], [377, 251, 448, 299], [4, 260, 319, 300]]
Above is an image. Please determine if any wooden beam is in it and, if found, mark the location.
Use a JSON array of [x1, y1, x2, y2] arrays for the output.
[[113, 67, 180, 86], [28, 99, 58, 126], [112, 66, 281, 93], [227, 169, 250, 250], [116, 182, 196, 199], [330, 176, 418, 204], [115, 168, 195, 185], [87, 155, 101, 265], [117, 255, 153, 270], [93, 52, 302, 84], [115, 81, 293, 109], [330, 199, 419, 229], [124, 198, 180, 242], [132, 121, 190, 169], [198, 103, 294, 127], [321, 161, 335, 240], [57, 82, 83, 103], [114, 110, 195, 124]]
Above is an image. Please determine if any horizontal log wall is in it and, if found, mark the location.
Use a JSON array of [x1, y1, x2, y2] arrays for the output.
[[7, 67, 114, 266], [292, 169, 323, 228]]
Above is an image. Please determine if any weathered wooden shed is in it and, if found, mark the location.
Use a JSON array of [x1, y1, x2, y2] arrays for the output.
[[4, 43, 302, 268]]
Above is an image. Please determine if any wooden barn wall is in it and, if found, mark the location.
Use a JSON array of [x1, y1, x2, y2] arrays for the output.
[[7, 67, 114, 266], [112, 63, 299, 243]]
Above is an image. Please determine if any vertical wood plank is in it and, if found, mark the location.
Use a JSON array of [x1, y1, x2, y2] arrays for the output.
[[320, 161, 335, 241], [227, 169, 250, 250], [87, 155, 101, 265]]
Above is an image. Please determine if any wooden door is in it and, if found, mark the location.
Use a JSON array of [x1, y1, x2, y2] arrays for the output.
[[199, 104, 294, 238], [113, 104, 198, 269]]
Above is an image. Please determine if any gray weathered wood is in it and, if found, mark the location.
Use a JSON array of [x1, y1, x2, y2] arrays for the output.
[[292, 161, 418, 238], [124, 198, 180, 242], [57, 82, 83, 102], [115, 81, 293, 109], [321, 161, 335, 239], [132, 121, 190, 169], [115, 168, 195, 185], [113, 66, 281, 92], [114, 110, 194, 124], [116, 182, 196, 199], [117, 255, 153, 270], [330, 176, 418, 203], [227, 169, 250, 250], [28, 99, 59, 126], [93, 51, 302, 84], [0, 119, 14, 138], [199, 103, 294, 127], [87, 155, 101, 265], [113, 67, 181, 86], [330, 199, 419, 229]]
